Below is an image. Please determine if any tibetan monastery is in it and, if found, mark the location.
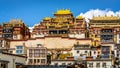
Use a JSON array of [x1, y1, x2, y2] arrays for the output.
[[89, 15, 120, 46], [9, 9, 91, 49], [31, 9, 87, 39]]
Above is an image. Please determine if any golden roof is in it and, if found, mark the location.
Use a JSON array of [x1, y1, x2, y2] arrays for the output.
[[43, 17, 51, 20], [54, 9, 72, 14], [92, 15, 120, 20], [76, 16, 83, 19]]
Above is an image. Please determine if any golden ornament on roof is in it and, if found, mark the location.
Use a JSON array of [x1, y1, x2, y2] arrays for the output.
[[43, 17, 51, 20], [76, 16, 83, 19], [54, 9, 72, 14]]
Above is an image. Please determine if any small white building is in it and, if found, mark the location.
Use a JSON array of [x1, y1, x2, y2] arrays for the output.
[[85, 59, 112, 68], [0, 51, 26, 68], [26, 45, 47, 65], [71, 42, 91, 60], [9, 42, 27, 56]]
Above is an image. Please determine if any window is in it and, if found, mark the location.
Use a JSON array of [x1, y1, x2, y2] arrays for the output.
[[34, 59, 37, 63], [77, 51, 79, 53], [68, 63, 72, 65], [41, 59, 46, 64], [41, 49, 45, 53], [96, 63, 100, 67], [0, 41, 2, 47], [29, 59, 33, 63], [41, 54, 45, 57], [29, 49, 33, 57], [37, 59, 40, 63], [16, 50, 22, 53], [85, 51, 87, 53], [89, 63, 93, 67], [94, 51, 96, 54], [14, 35, 17, 39], [16, 46, 23, 54], [62, 63, 66, 65], [16, 46, 23, 49], [10, 51, 13, 54], [102, 63, 106, 67], [34, 49, 40, 57], [29, 49, 32, 53], [55, 63, 58, 66], [49, 26, 55, 28]]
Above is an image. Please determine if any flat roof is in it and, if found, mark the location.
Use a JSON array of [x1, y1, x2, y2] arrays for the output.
[[1, 52, 27, 58]]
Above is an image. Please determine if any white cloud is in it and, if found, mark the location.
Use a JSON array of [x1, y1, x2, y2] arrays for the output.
[[29, 23, 40, 32], [78, 9, 120, 22]]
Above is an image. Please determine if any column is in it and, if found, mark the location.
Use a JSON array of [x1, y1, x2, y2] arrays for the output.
[[0, 62, 1, 68]]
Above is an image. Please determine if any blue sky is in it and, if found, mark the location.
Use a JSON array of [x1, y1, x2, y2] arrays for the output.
[[0, 0, 120, 27]]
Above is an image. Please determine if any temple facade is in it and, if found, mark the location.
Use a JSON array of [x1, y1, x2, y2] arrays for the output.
[[31, 9, 87, 39], [0, 19, 30, 40], [89, 16, 120, 59], [89, 16, 120, 46]]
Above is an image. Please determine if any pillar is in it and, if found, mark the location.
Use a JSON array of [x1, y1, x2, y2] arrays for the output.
[[0, 62, 1, 68]]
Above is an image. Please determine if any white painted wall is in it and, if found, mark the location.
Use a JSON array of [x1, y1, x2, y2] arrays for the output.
[[10, 37, 91, 49], [0, 53, 26, 68], [34, 34, 45, 38], [51, 60, 75, 65], [91, 50, 98, 58], [69, 34, 85, 38], [72, 49, 90, 57], [87, 60, 112, 68], [117, 34, 120, 44], [13, 34, 21, 40]]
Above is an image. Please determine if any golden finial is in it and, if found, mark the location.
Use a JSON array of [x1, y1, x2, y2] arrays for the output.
[[43, 16, 51, 20], [54, 9, 72, 14], [76, 16, 83, 19]]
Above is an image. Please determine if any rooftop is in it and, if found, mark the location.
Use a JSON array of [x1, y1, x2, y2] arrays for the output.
[[54, 9, 72, 14], [43, 17, 51, 20], [76, 16, 83, 19], [92, 15, 120, 20]]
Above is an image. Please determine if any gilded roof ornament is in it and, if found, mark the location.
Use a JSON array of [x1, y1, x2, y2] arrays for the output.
[[76, 16, 83, 19], [43, 17, 51, 20], [54, 9, 72, 14], [92, 15, 120, 20]]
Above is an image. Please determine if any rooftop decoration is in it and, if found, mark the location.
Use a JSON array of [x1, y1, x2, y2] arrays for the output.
[[76, 16, 83, 19], [54, 9, 72, 14], [92, 15, 120, 20], [43, 17, 51, 20]]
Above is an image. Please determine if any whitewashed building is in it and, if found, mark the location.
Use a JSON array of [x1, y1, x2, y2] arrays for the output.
[[71, 42, 91, 60], [0, 51, 26, 68], [86, 59, 112, 68]]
